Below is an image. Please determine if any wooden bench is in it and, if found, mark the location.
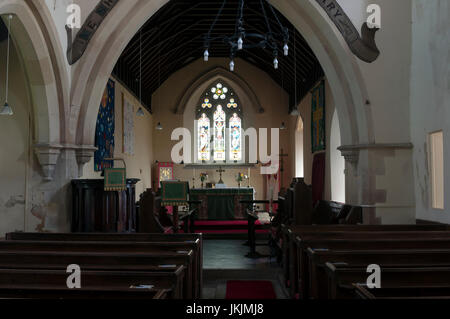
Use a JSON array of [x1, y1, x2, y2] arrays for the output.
[[0, 267, 184, 299], [281, 224, 449, 290], [0, 287, 172, 299], [308, 248, 450, 299], [0, 240, 196, 298], [353, 284, 450, 299], [281, 225, 450, 297], [326, 263, 450, 299], [295, 236, 450, 299], [5, 232, 203, 298]]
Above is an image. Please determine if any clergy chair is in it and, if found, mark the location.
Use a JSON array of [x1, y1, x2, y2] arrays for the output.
[[160, 181, 199, 233]]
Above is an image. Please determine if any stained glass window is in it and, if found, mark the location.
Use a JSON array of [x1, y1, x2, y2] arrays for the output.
[[198, 113, 211, 161], [213, 105, 226, 161], [229, 113, 242, 161], [211, 83, 228, 100], [196, 81, 243, 163]]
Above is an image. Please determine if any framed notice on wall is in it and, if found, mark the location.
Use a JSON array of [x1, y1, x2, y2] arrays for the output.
[[123, 94, 135, 156], [311, 80, 326, 153]]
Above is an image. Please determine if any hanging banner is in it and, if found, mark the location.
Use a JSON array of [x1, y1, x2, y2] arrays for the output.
[[94, 79, 115, 172], [311, 80, 326, 153]]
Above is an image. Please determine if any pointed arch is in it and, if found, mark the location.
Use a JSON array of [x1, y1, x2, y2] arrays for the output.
[[0, 0, 67, 146], [176, 66, 263, 115]]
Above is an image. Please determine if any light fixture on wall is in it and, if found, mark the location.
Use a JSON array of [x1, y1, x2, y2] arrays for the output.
[[280, 122, 287, 130], [204, 0, 289, 72], [136, 29, 145, 117], [0, 15, 13, 116], [156, 122, 163, 131]]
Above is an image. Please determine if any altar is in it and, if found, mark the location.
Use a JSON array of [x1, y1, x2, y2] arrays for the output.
[[190, 188, 254, 220]]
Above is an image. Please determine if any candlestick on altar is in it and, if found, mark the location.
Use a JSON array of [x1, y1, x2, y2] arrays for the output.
[[216, 166, 225, 184], [247, 167, 251, 188]]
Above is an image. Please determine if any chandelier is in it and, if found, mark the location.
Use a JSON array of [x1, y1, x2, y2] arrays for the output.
[[203, 0, 289, 72]]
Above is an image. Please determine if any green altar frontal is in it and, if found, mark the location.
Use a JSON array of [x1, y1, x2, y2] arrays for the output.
[[190, 188, 254, 220]]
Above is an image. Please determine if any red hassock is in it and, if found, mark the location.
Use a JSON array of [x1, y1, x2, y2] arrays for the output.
[[225, 280, 277, 299]]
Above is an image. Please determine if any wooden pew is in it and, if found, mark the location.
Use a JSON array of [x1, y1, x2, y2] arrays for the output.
[[281, 224, 450, 297], [353, 284, 450, 300], [326, 263, 450, 299], [295, 237, 450, 299], [308, 248, 450, 299], [0, 287, 172, 299], [281, 224, 448, 291], [5, 232, 203, 298], [0, 267, 184, 299], [0, 240, 196, 298]]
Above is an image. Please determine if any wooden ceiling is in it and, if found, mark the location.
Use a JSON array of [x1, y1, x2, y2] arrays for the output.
[[112, 0, 324, 113], [0, 19, 8, 43]]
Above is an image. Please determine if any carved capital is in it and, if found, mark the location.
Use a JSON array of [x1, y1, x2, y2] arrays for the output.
[[338, 146, 360, 169], [34, 144, 62, 181], [75, 145, 97, 177], [341, 149, 359, 165]]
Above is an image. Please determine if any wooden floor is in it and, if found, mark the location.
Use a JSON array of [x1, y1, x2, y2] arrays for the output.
[[202, 239, 288, 299]]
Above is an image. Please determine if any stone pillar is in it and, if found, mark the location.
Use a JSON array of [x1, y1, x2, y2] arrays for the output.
[[339, 143, 415, 225], [27, 145, 96, 233]]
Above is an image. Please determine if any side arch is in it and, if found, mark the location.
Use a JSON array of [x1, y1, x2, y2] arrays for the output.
[[0, 0, 65, 146]]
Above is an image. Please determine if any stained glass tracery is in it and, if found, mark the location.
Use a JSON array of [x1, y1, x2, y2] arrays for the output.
[[229, 113, 242, 161], [213, 105, 226, 161], [198, 113, 210, 161]]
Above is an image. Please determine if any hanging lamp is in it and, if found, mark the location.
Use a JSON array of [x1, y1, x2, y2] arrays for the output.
[[1, 15, 13, 116], [136, 29, 145, 117]]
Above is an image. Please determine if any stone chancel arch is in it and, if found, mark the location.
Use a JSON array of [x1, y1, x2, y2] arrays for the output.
[[0, 0, 444, 233], [70, 0, 372, 209]]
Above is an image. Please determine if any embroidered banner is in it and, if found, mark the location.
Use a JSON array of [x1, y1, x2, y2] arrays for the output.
[[104, 168, 126, 191], [94, 79, 115, 171], [311, 80, 326, 153], [161, 181, 190, 206], [122, 94, 135, 155]]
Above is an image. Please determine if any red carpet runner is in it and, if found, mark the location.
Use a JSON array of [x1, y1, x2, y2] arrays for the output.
[[225, 280, 277, 299]]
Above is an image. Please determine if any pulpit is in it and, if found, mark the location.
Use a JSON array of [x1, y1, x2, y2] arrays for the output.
[[71, 179, 139, 233]]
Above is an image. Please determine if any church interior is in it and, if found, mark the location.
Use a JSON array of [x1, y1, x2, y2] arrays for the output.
[[0, 0, 449, 301]]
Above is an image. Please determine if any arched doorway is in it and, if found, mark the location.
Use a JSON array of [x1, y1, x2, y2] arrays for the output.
[[330, 109, 345, 202], [295, 116, 304, 178]]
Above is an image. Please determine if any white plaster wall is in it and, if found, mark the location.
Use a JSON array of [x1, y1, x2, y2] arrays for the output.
[[411, 0, 450, 223], [336, 0, 413, 144], [44, 0, 99, 52], [44, 0, 73, 81]]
